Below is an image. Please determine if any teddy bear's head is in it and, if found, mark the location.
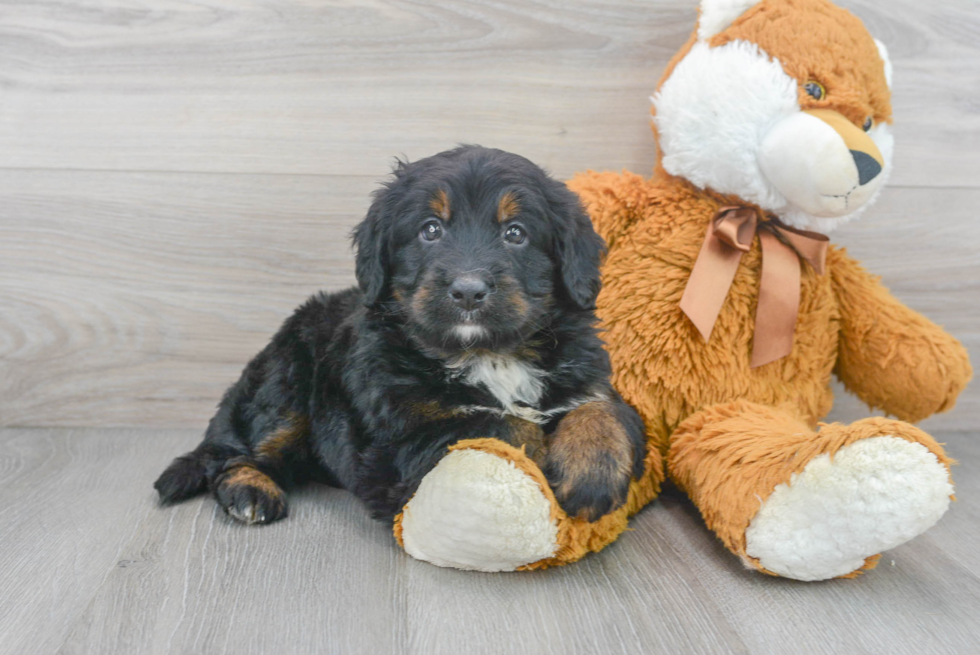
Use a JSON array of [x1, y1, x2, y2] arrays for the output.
[[652, 0, 894, 231]]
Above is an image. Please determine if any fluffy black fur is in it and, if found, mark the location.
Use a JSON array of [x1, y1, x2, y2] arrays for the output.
[[154, 145, 646, 524]]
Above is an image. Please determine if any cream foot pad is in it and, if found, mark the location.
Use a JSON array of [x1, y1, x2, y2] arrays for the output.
[[399, 448, 559, 572], [745, 436, 953, 581]]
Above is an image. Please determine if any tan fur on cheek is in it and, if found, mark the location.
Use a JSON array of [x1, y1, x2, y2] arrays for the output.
[[509, 290, 529, 318], [410, 282, 431, 319], [498, 274, 531, 321]]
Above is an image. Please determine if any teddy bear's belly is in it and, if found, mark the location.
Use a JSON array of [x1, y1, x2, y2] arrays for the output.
[[597, 248, 839, 446]]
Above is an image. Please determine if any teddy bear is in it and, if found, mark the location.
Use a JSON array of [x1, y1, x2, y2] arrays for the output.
[[394, 0, 971, 579], [562, 0, 973, 580]]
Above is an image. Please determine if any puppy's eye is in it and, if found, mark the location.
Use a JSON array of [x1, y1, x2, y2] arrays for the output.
[[503, 224, 527, 245], [420, 220, 443, 242], [804, 81, 825, 101], [862, 117, 873, 132]]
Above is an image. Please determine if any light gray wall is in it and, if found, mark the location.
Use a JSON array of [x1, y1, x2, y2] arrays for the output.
[[0, 0, 976, 429]]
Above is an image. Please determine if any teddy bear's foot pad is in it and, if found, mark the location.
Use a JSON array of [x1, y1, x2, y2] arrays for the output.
[[400, 448, 559, 571], [745, 436, 952, 581]]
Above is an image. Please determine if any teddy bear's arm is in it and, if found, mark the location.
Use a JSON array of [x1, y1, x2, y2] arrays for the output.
[[829, 246, 972, 423], [567, 170, 651, 249]]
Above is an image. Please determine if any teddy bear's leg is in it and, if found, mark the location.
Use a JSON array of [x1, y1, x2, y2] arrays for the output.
[[668, 401, 954, 581], [394, 438, 562, 571], [394, 437, 663, 571]]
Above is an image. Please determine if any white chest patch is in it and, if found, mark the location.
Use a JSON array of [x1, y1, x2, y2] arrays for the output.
[[455, 354, 546, 413]]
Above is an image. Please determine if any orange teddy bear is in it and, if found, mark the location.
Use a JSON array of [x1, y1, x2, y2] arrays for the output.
[[394, 0, 970, 577], [567, 0, 973, 580]]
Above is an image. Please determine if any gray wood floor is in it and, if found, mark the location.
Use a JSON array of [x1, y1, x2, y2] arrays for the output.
[[0, 427, 976, 655]]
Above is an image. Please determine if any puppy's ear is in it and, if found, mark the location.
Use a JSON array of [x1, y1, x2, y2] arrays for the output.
[[352, 196, 389, 307], [549, 182, 606, 310]]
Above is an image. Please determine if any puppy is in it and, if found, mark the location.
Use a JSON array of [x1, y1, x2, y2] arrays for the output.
[[154, 145, 647, 525]]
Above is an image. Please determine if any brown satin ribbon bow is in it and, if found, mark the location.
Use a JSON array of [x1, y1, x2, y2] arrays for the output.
[[679, 206, 829, 368]]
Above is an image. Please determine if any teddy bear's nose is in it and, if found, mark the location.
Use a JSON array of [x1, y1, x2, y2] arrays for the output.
[[850, 149, 882, 185]]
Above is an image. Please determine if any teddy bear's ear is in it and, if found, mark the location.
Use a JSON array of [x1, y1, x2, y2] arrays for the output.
[[874, 38, 893, 89], [697, 0, 764, 40]]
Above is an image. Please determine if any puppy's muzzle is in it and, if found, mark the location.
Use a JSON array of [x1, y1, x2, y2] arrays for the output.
[[449, 274, 494, 311]]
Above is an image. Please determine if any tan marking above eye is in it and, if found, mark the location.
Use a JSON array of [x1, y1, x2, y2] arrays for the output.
[[429, 190, 450, 221], [497, 191, 520, 223]]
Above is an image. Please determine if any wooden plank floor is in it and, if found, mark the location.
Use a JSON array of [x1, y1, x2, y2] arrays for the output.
[[0, 427, 974, 655]]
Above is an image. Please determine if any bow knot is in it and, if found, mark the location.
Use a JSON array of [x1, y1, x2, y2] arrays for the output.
[[679, 205, 829, 367]]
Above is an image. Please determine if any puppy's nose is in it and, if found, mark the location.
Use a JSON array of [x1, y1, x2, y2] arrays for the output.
[[449, 276, 490, 310]]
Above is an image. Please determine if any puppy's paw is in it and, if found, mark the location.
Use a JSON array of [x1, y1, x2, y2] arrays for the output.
[[543, 451, 631, 523], [544, 401, 636, 522], [154, 453, 208, 504], [214, 463, 288, 525]]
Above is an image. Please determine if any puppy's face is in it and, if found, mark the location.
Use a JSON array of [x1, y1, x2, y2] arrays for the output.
[[394, 183, 551, 352], [354, 146, 604, 355]]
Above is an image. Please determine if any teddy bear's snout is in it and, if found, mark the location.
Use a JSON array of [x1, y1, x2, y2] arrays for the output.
[[758, 108, 890, 221]]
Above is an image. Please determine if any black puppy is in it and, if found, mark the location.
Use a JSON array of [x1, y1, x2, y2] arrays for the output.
[[154, 145, 646, 525]]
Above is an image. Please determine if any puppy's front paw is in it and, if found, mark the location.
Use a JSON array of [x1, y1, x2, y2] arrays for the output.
[[543, 451, 631, 523], [214, 463, 288, 525], [544, 401, 636, 522]]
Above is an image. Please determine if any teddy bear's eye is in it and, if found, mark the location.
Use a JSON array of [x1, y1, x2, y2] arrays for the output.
[[862, 117, 873, 132], [804, 81, 826, 101]]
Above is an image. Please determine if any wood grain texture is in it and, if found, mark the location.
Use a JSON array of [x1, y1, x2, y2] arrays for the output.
[[1, 171, 975, 428], [0, 428, 975, 655], [0, 428, 200, 655], [0, 0, 977, 184], [402, 531, 748, 655], [0, 1, 977, 430], [57, 485, 408, 655], [0, 170, 368, 427]]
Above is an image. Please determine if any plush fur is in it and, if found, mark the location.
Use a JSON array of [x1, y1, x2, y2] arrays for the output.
[[395, 436, 663, 570], [399, 447, 561, 571], [744, 435, 953, 580], [569, 0, 972, 580], [154, 146, 647, 545], [654, 8, 895, 231]]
